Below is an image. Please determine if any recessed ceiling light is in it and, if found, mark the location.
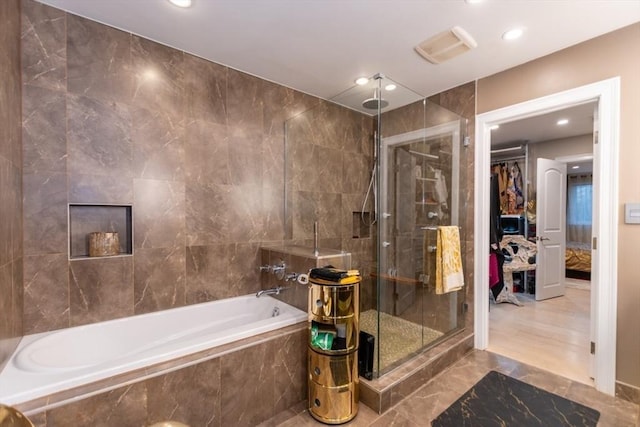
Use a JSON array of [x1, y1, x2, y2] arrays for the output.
[[355, 77, 369, 86], [502, 27, 524, 41], [168, 0, 192, 7], [490, 124, 500, 130], [572, 165, 580, 169], [385, 84, 397, 91], [557, 118, 569, 125], [465, 0, 484, 3]]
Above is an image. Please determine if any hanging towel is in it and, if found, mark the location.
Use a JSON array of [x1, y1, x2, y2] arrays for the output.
[[436, 226, 464, 294]]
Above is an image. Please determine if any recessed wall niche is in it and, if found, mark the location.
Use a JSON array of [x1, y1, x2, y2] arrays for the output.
[[69, 204, 133, 259], [352, 212, 371, 239]]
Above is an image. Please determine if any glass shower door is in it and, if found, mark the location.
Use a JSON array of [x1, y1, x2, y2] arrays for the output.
[[375, 115, 463, 376]]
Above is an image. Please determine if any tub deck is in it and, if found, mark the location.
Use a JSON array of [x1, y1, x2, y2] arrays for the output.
[[0, 295, 306, 414]]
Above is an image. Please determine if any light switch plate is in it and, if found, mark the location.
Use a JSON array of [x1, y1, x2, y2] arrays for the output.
[[624, 203, 640, 224]]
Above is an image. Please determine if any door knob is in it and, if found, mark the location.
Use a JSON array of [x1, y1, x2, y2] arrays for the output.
[[536, 236, 550, 241]]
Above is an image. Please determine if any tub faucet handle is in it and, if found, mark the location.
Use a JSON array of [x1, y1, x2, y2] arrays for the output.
[[285, 272, 298, 282]]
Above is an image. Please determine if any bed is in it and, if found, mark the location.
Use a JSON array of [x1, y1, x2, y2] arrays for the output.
[[566, 241, 591, 279]]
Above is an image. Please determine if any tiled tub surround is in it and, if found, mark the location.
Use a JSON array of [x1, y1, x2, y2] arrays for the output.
[[1, 296, 307, 427], [260, 245, 352, 312], [20, 0, 374, 337], [11, 0, 486, 422], [0, 0, 23, 372]]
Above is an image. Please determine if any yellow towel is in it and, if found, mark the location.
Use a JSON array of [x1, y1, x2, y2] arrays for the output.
[[436, 226, 464, 294]]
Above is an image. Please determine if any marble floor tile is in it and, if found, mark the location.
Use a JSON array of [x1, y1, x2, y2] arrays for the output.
[[265, 350, 639, 427]]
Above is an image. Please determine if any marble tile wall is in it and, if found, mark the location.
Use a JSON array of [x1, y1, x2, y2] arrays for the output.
[[284, 102, 376, 311], [428, 82, 476, 332], [259, 246, 352, 312], [28, 327, 306, 427], [0, 0, 23, 371], [14, 0, 478, 419], [19, 0, 374, 334]]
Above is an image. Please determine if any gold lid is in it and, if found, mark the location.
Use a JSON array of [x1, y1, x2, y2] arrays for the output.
[[0, 405, 34, 427]]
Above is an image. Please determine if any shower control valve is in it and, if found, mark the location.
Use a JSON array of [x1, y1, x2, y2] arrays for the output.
[[382, 241, 391, 247], [259, 262, 286, 280], [382, 212, 392, 218]]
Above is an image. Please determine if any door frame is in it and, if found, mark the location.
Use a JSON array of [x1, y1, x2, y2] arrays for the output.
[[473, 78, 620, 395]]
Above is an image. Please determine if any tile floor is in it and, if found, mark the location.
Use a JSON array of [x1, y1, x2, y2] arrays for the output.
[[261, 350, 639, 427]]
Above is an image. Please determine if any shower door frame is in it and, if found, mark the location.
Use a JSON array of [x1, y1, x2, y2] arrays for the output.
[[379, 119, 462, 269], [376, 119, 461, 376]]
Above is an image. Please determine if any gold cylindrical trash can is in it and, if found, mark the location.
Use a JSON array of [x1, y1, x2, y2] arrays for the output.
[[308, 268, 360, 424]]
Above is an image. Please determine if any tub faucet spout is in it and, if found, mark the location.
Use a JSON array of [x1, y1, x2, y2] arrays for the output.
[[256, 287, 284, 298]]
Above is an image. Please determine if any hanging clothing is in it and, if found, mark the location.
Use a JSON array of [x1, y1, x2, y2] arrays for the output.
[[489, 173, 503, 246], [492, 160, 525, 214], [489, 173, 506, 299], [492, 163, 509, 214], [489, 252, 500, 287], [512, 162, 524, 209], [489, 247, 506, 300]]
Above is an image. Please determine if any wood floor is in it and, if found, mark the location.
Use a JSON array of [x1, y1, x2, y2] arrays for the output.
[[488, 278, 593, 385]]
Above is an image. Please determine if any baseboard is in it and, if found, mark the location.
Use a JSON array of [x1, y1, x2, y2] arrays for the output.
[[615, 380, 640, 405]]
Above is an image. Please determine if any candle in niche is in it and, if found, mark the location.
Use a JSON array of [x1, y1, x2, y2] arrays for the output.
[[88, 232, 120, 257]]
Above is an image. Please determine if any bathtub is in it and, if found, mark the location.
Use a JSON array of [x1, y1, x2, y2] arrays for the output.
[[0, 294, 307, 410]]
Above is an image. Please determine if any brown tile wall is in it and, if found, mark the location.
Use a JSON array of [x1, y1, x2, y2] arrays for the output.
[[285, 101, 375, 277], [428, 82, 476, 332], [12, 0, 477, 420], [0, 0, 23, 371], [19, 0, 375, 334], [284, 102, 376, 310], [259, 246, 352, 312], [28, 327, 306, 427]]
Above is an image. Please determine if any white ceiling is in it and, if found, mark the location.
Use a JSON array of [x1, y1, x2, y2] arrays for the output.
[[37, 0, 639, 148], [37, 0, 640, 103], [490, 101, 596, 148]]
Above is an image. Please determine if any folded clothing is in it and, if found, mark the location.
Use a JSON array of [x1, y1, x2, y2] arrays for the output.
[[309, 267, 360, 284]]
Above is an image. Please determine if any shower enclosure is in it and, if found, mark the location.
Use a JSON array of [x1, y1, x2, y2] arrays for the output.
[[285, 74, 466, 379]]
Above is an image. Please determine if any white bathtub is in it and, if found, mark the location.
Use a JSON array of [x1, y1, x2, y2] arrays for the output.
[[0, 294, 307, 408]]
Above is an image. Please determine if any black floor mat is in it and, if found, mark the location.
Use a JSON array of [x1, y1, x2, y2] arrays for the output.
[[432, 370, 600, 427]]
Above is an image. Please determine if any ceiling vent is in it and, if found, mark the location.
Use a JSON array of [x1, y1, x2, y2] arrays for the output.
[[414, 26, 477, 64]]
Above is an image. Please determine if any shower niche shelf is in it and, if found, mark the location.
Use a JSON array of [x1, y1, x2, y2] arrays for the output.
[[68, 204, 133, 260]]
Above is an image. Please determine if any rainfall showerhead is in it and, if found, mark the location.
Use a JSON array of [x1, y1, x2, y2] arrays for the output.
[[362, 89, 388, 110]]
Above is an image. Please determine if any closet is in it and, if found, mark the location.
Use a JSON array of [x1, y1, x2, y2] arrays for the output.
[[490, 144, 535, 298]]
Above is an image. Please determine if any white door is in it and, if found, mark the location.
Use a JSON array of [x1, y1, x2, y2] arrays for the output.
[[535, 158, 567, 301]]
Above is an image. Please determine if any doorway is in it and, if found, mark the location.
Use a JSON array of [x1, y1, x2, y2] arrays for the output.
[[488, 131, 593, 384], [473, 78, 620, 395]]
